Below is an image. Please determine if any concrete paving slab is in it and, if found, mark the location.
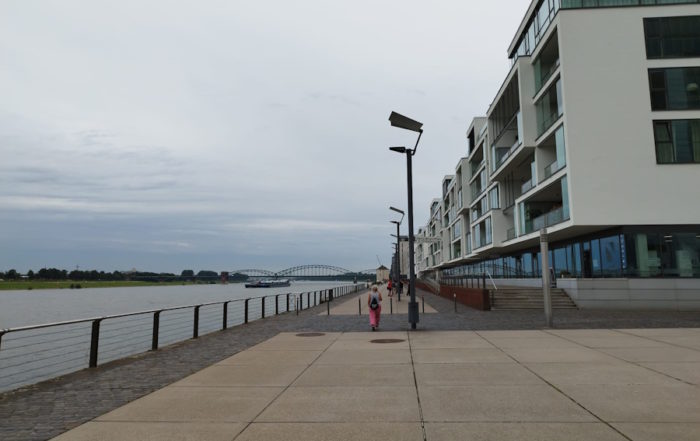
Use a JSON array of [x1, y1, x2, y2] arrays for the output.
[[50, 422, 245, 441], [216, 350, 322, 366], [235, 422, 424, 441], [478, 330, 553, 338], [559, 384, 700, 422], [612, 423, 700, 441], [619, 328, 700, 338], [250, 338, 336, 351], [336, 331, 408, 340], [256, 386, 420, 422], [635, 335, 700, 350], [552, 336, 670, 348], [262, 332, 341, 341], [173, 363, 307, 387], [547, 329, 629, 338], [96, 386, 282, 423], [525, 362, 681, 386], [414, 363, 544, 386], [327, 338, 409, 351], [425, 422, 628, 441], [503, 347, 621, 363], [409, 333, 494, 349], [597, 346, 700, 363], [315, 348, 411, 365], [640, 362, 700, 385], [419, 385, 596, 422], [482, 336, 581, 349], [412, 348, 514, 364], [293, 364, 415, 387]]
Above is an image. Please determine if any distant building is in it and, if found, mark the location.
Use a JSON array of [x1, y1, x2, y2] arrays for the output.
[[376, 265, 389, 283]]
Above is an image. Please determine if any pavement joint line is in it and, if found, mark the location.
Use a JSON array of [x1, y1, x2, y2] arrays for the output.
[[613, 328, 700, 353], [407, 331, 428, 441], [474, 330, 636, 441], [231, 331, 342, 441], [541, 329, 698, 387]]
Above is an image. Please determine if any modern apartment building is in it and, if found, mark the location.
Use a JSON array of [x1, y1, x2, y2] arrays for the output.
[[417, 0, 700, 309]]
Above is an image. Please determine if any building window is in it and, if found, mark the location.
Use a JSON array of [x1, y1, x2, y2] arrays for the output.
[[653, 119, 700, 164], [489, 186, 500, 210], [535, 78, 563, 136], [644, 15, 700, 59], [649, 67, 700, 111]]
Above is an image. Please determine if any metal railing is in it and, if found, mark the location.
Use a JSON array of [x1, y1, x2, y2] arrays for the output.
[[0, 283, 367, 393], [442, 274, 488, 289]]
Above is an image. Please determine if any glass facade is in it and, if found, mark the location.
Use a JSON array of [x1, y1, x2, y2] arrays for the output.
[[649, 67, 700, 111], [644, 15, 700, 59], [443, 228, 700, 279], [653, 119, 700, 164], [564, 0, 700, 7], [535, 78, 563, 136]]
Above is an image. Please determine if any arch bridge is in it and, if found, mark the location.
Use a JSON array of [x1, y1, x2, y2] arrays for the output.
[[231, 265, 375, 280]]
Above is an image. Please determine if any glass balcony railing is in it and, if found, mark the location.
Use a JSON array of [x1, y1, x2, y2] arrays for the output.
[[521, 178, 535, 194], [506, 228, 516, 241], [543, 159, 566, 181], [524, 207, 568, 234], [470, 160, 484, 176]]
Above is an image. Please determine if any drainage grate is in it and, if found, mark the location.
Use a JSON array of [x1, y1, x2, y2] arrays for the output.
[[370, 339, 405, 344], [295, 332, 326, 337]]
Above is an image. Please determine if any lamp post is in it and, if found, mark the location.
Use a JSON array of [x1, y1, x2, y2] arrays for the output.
[[390, 206, 405, 302], [388, 111, 423, 329]]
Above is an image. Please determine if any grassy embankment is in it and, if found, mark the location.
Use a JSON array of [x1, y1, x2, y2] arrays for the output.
[[0, 280, 198, 290]]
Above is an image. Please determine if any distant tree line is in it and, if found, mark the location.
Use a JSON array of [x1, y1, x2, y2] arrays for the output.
[[0, 268, 249, 283]]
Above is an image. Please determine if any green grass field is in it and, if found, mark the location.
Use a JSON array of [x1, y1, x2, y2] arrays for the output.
[[0, 280, 197, 290]]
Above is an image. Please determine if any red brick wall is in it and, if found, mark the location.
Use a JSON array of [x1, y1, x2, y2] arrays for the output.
[[437, 285, 491, 311]]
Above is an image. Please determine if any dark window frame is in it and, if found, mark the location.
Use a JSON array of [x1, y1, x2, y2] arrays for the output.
[[648, 67, 700, 111], [644, 15, 700, 60], [652, 119, 700, 164]]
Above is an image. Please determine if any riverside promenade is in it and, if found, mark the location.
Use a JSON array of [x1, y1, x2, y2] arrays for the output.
[[2, 288, 700, 440]]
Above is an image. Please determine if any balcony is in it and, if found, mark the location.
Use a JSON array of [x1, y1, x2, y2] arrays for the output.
[[524, 206, 568, 234], [543, 159, 566, 181], [535, 78, 562, 138], [506, 227, 517, 241], [521, 178, 535, 194]]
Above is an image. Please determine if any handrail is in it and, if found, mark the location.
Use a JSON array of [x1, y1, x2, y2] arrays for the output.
[[0, 282, 369, 393], [485, 270, 498, 290]]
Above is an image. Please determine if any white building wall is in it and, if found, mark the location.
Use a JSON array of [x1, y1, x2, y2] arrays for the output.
[[558, 6, 700, 227]]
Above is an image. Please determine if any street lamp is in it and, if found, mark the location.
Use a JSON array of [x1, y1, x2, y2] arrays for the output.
[[388, 111, 423, 329], [389, 206, 404, 301]]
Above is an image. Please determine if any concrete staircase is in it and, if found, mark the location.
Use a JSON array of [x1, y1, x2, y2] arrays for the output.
[[489, 286, 577, 310]]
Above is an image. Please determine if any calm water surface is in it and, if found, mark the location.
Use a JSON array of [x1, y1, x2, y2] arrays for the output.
[[0, 280, 350, 328]]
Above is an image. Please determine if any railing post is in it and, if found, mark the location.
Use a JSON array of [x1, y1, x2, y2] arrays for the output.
[[358, 297, 361, 316], [223, 302, 229, 330], [193, 305, 200, 338], [307, 292, 310, 308], [422, 295, 425, 313], [89, 319, 102, 368], [151, 311, 161, 351], [286, 293, 290, 312], [482, 273, 486, 289], [453, 294, 457, 312], [296, 295, 300, 315], [276, 295, 280, 315], [245, 298, 250, 323], [327, 294, 330, 315], [262, 297, 266, 319], [390, 297, 393, 314]]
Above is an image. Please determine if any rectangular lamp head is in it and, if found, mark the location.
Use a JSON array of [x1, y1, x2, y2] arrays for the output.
[[389, 206, 405, 215], [389, 146, 407, 153], [389, 111, 423, 132]]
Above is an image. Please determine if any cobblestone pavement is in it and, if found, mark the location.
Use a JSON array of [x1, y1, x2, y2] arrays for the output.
[[2, 289, 700, 441]]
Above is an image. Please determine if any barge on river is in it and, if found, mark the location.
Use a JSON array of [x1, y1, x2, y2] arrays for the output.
[[244, 279, 291, 288]]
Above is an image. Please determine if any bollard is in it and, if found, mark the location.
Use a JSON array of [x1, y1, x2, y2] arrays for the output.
[[275, 295, 280, 315], [422, 295, 425, 313], [193, 305, 201, 338], [151, 311, 161, 350], [286, 293, 290, 312], [245, 298, 250, 323], [89, 319, 102, 368], [262, 297, 266, 319], [390, 297, 393, 315], [358, 297, 361, 316], [453, 294, 457, 312], [223, 302, 229, 329], [327, 294, 330, 315]]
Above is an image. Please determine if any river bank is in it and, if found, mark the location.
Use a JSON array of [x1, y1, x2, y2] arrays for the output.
[[0, 280, 207, 291]]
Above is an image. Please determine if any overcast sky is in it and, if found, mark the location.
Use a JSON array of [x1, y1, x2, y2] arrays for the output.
[[1, 0, 529, 273]]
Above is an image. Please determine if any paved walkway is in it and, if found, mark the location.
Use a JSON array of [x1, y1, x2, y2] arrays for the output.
[[52, 328, 700, 441], [325, 285, 438, 315], [2, 289, 700, 440]]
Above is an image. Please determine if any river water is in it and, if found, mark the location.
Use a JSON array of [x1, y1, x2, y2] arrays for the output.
[[0, 280, 348, 328], [0, 281, 358, 392]]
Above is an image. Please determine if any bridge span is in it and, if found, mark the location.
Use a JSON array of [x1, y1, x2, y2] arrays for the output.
[[230, 265, 376, 279]]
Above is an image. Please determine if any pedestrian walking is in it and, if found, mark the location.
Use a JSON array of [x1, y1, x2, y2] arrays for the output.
[[367, 285, 382, 331]]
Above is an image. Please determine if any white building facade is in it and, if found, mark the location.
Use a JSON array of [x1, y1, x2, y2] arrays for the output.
[[418, 0, 700, 309]]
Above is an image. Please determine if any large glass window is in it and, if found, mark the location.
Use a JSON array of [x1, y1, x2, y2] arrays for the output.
[[644, 15, 700, 59], [600, 235, 622, 277], [489, 186, 500, 210], [649, 67, 700, 110], [653, 119, 700, 164], [535, 78, 563, 136]]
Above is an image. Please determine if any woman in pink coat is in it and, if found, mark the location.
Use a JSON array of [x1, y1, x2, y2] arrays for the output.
[[367, 285, 383, 331]]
